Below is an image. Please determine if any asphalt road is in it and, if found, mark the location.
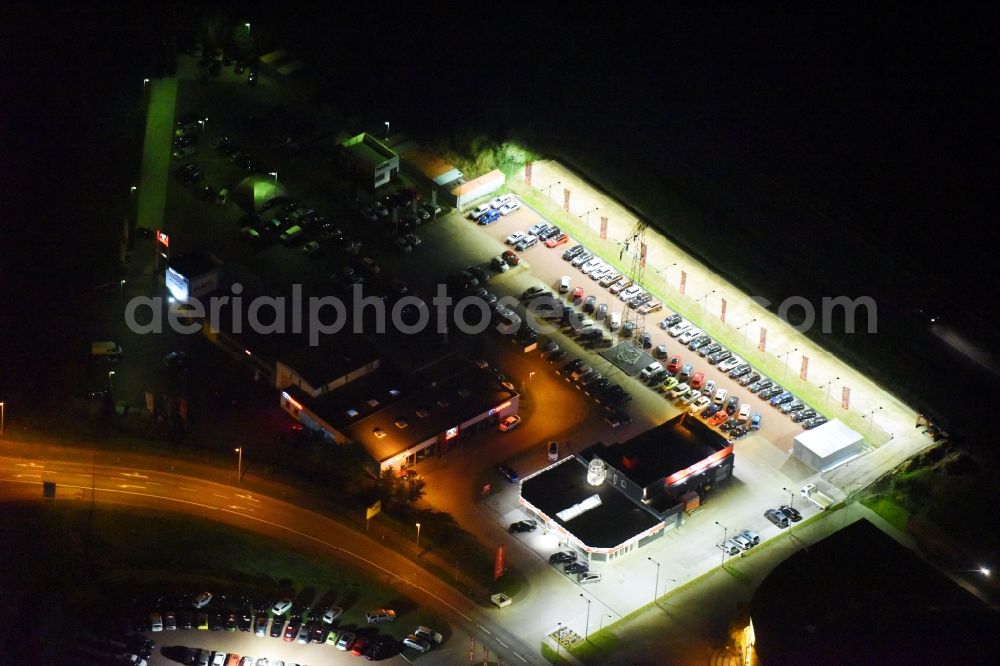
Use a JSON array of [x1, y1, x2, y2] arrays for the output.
[[0, 452, 534, 666]]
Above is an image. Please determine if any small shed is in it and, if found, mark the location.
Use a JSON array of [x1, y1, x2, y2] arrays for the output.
[[792, 419, 864, 471]]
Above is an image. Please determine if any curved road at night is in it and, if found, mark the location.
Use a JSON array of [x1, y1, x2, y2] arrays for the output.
[[0, 451, 536, 665]]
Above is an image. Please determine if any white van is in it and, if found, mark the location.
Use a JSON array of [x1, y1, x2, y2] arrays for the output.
[[559, 276, 571, 293], [608, 312, 622, 330], [490, 193, 514, 209], [91, 341, 122, 358]]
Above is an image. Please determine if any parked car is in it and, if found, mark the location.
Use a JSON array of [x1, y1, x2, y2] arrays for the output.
[[764, 508, 790, 528], [499, 465, 520, 482], [509, 519, 538, 533], [780, 504, 803, 522], [549, 551, 577, 564], [365, 609, 396, 624], [498, 415, 522, 432], [564, 561, 589, 574]]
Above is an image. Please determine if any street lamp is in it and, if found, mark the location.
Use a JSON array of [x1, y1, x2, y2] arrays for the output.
[[699, 290, 716, 315], [779, 348, 798, 376], [582, 207, 600, 227], [555, 622, 563, 660], [579, 593, 591, 641], [715, 521, 729, 566], [269, 171, 278, 183], [821, 376, 841, 404], [542, 181, 562, 199], [599, 613, 613, 633], [647, 556, 660, 605], [738, 318, 757, 346], [415, 522, 421, 552], [130, 185, 137, 194], [384, 121, 390, 139], [198, 118, 207, 135], [234, 447, 242, 484], [529, 371, 536, 383], [142, 78, 149, 87], [107, 371, 115, 393], [0, 401, 5, 438], [863, 406, 883, 439], [782, 486, 795, 509]]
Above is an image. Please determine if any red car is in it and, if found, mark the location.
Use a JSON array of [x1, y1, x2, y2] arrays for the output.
[[545, 233, 569, 248], [690, 372, 705, 389], [502, 250, 520, 266], [572, 286, 584, 301], [708, 410, 729, 427], [351, 637, 370, 656], [667, 355, 682, 374]]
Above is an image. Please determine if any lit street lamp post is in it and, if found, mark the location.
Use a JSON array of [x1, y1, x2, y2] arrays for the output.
[[107, 371, 115, 394], [821, 376, 841, 404], [1, 401, 5, 438], [863, 406, 883, 439], [699, 290, 716, 315], [582, 207, 599, 228], [738, 318, 757, 346], [647, 556, 660, 605], [385, 121, 390, 140], [234, 447, 242, 484], [780, 348, 798, 377], [579, 593, 591, 641], [715, 521, 729, 566], [599, 613, 613, 633], [415, 522, 421, 552], [555, 622, 563, 660], [782, 486, 795, 510], [542, 181, 562, 199], [269, 171, 278, 183]]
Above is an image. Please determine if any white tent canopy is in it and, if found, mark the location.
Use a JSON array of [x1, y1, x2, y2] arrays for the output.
[[793, 419, 865, 471]]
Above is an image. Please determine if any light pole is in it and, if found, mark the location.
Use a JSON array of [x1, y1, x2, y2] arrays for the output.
[[738, 318, 757, 345], [555, 622, 563, 660], [647, 556, 660, 605], [582, 207, 599, 227], [198, 118, 207, 136], [542, 181, 562, 199], [579, 593, 591, 641], [599, 613, 612, 633], [142, 78, 149, 88], [415, 522, 421, 552], [234, 447, 243, 484], [782, 486, 795, 510], [780, 348, 798, 377], [107, 371, 115, 393], [529, 371, 536, 383], [384, 121, 390, 140], [1, 401, 5, 438], [663, 261, 677, 289], [699, 290, 716, 315], [715, 521, 729, 566], [269, 171, 278, 183], [821, 376, 841, 404], [863, 406, 883, 439]]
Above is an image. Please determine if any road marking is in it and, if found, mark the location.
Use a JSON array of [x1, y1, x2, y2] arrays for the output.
[[513, 652, 528, 662], [179, 487, 198, 492], [117, 484, 145, 489], [146, 481, 162, 486], [120, 472, 149, 479], [15, 463, 43, 468], [212, 493, 229, 499], [478, 624, 493, 636], [234, 493, 260, 503], [227, 505, 254, 512], [14, 473, 41, 478], [497, 639, 509, 648]]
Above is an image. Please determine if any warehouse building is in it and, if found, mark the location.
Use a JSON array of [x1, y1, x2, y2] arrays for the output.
[[280, 354, 519, 475], [792, 419, 865, 471], [340, 133, 399, 190]]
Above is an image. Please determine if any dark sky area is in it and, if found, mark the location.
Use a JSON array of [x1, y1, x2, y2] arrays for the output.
[[2, 5, 997, 435]]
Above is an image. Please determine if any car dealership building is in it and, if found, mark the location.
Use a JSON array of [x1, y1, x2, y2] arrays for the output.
[[519, 413, 734, 561]]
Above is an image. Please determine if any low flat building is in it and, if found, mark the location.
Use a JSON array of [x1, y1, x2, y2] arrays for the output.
[[793, 419, 865, 471], [340, 133, 399, 190], [280, 354, 519, 475], [520, 414, 734, 561], [165, 252, 222, 302]]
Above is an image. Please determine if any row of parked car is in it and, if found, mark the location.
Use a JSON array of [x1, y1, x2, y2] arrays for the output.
[[716, 528, 761, 556]]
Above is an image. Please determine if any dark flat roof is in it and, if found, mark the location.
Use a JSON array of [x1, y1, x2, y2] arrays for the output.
[[586, 414, 729, 488], [752, 519, 999, 666], [277, 335, 379, 388], [521, 457, 661, 549], [300, 356, 517, 463]]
